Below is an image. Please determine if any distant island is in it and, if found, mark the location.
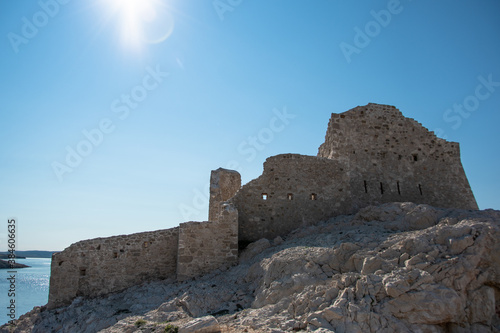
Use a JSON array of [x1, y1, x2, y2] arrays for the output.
[[0, 253, 26, 259], [0, 251, 56, 259], [0, 259, 29, 269]]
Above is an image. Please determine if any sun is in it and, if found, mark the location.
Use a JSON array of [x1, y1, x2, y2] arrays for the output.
[[101, 0, 175, 51]]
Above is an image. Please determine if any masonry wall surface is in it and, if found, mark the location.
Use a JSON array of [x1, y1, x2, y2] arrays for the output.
[[232, 103, 477, 242], [231, 154, 352, 242], [317, 103, 478, 211], [48, 227, 179, 309], [177, 204, 238, 281], [209, 168, 241, 222]]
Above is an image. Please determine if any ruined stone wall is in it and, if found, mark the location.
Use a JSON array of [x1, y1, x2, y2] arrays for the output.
[[318, 103, 478, 211], [209, 168, 241, 221], [177, 204, 238, 281], [48, 169, 241, 309], [48, 228, 179, 309], [47, 103, 478, 310], [232, 103, 477, 243], [231, 154, 351, 242]]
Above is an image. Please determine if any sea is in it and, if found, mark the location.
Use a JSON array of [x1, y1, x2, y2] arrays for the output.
[[0, 258, 51, 326]]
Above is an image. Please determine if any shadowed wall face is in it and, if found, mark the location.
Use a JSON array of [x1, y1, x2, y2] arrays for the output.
[[231, 154, 352, 242], [233, 104, 477, 242], [48, 228, 179, 309], [318, 103, 477, 211]]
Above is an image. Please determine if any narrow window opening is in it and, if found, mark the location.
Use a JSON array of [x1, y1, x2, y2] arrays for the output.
[[262, 193, 268, 200], [143, 242, 149, 248], [397, 181, 401, 195], [380, 182, 384, 195], [113, 251, 118, 259], [310, 193, 317, 200], [364, 180, 368, 193], [79, 268, 86, 276], [287, 193, 293, 200], [413, 154, 418, 162], [418, 184, 423, 196]]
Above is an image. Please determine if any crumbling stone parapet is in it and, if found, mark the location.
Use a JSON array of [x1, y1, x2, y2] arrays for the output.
[[209, 168, 241, 222]]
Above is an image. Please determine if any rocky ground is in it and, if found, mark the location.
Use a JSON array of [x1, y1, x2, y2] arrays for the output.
[[2, 202, 499, 333]]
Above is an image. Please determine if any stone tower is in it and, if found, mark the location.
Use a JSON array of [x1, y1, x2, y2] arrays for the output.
[[318, 103, 478, 211]]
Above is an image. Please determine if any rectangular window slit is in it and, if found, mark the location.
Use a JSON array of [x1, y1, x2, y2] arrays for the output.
[[380, 182, 384, 195], [364, 180, 368, 193], [397, 181, 401, 195], [262, 193, 268, 200], [287, 193, 293, 200], [418, 184, 423, 196]]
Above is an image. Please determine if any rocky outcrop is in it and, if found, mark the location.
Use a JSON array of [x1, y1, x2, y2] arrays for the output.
[[0, 259, 29, 269], [2, 202, 499, 332]]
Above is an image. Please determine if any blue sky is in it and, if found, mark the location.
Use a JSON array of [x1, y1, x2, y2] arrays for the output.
[[1, 0, 499, 251]]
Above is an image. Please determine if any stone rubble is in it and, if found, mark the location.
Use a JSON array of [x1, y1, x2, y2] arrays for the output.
[[2, 202, 499, 333]]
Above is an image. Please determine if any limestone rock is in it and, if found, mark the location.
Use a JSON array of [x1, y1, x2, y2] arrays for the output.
[[386, 286, 464, 324], [468, 286, 496, 324], [272, 236, 284, 246], [179, 315, 220, 333], [2, 203, 499, 333], [239, 238, 271, 263]]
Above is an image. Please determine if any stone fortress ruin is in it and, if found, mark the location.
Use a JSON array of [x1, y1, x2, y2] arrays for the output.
[[48, 103, 478, 309]]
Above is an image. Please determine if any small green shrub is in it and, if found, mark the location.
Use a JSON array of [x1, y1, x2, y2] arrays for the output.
[[164, 324, 179, 333], [135, 319, 147, 327]]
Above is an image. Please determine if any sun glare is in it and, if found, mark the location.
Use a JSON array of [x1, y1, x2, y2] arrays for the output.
[[102, 0, 175, 51]]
